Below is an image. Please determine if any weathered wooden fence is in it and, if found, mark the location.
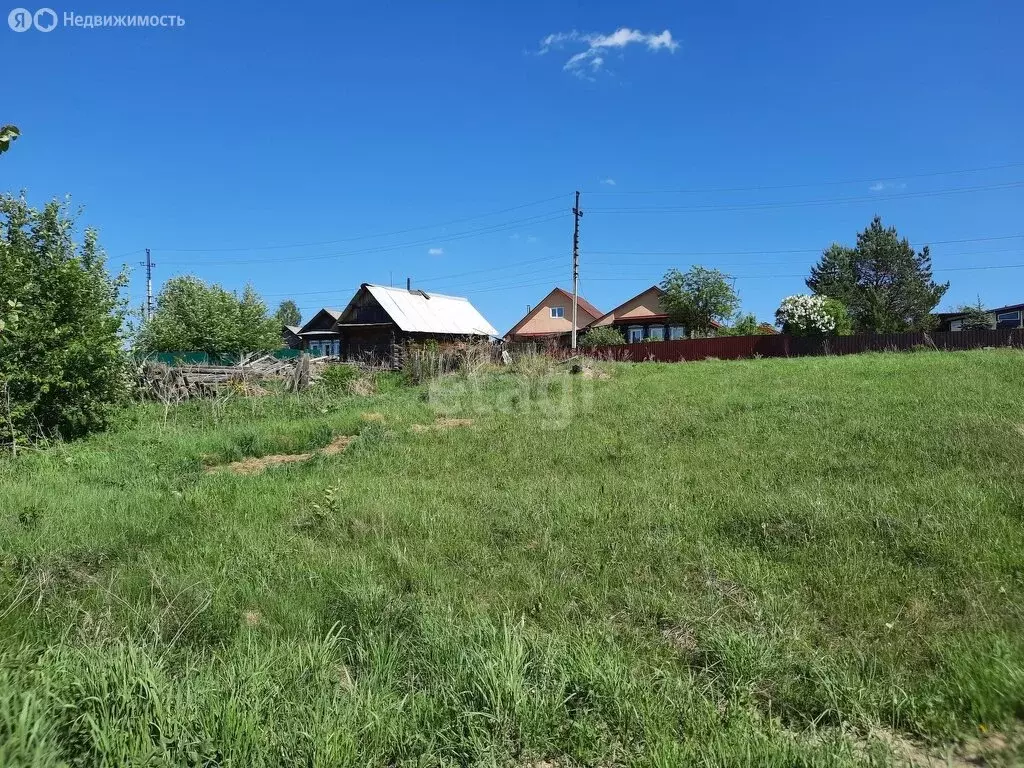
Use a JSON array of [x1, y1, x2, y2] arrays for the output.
[[581, 329, 1024, 363]]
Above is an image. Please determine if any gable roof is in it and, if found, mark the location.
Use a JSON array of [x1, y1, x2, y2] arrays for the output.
[[552, 287, 603, 323], [340, 284, 498, 337], [503, 287, 604, 338], [296, 308, 344, 335], [591, 285, 721, 329], [590, 286, 666, 326]]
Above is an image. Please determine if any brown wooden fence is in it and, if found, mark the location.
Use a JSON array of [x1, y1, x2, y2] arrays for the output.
[[579, 329, 1024, 363]]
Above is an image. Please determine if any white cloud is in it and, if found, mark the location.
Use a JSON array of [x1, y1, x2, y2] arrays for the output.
[[600, 178, 616, 186], [427, 247, 444, 256], [869, 181, 907, 192], [538, 27, 679, 78]]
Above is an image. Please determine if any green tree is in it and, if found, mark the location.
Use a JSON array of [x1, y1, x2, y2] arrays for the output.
[[136, 276, 280, 355], [660, 266, 738, 338], [717, 312, 772, 336], [958, 298, 994, 331], [823, 297, 854, 335], [0, 195, 128, 445], [807, 217, 949, 333], [275, 299, 301, 327], [580, 325, 625, 347], [0, 125, 19, 155]]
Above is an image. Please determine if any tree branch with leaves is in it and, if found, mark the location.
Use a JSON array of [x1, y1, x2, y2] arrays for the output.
[[659, 266, 738, 338]]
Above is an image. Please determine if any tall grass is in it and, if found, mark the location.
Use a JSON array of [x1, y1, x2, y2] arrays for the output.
[[1, 351, 1023, 765]]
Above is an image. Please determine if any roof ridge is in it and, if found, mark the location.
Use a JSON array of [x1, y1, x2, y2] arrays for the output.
[[364, 283, 470, 301]]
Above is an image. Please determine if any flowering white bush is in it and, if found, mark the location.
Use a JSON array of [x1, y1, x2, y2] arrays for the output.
[[775, 294, 837, 336]]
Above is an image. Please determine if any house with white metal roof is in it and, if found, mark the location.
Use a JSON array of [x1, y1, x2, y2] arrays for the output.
[[300, 284, 498, 360]]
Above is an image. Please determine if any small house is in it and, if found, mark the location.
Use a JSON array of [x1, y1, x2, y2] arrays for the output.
[[504, 287, 603, 343], [936, 303, 1024, 332], [281, 325, 302, 349], [334, 284, 498, 360], [295, 308, 344, 356], [588, 285, 715, 342]]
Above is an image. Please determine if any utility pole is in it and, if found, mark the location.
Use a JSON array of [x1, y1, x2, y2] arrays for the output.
[[140, 249, 155, 320], [571, 190, 582, 350]]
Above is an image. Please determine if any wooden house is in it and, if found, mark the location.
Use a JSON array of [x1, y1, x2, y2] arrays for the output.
[[295, 308, 343, 356], [333, 284, 498, 360]]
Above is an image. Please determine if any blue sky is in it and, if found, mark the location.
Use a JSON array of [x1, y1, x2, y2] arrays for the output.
[[5, 0, 1023, 333]]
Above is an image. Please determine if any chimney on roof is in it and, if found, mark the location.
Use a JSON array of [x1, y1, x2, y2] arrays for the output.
[[406, 277, 411, 291]]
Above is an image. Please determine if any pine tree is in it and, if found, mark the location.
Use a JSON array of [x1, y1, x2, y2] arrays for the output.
[[807, 217, 948, 333]]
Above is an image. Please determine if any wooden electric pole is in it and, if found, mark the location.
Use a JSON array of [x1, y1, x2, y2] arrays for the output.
[[571, 190, 582, 349], [141, 249, 155, 320]]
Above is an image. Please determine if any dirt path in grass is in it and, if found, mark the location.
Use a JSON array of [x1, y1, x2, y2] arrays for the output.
[[208, 434, 354, 475]]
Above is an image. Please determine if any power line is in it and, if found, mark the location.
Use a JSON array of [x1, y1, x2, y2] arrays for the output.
[[256, 259, 569, 301], [257, 263, 570, 301], [585, 233, 1024, 257], [580, 260, 1024, 282], [238, 243, 1024, 304], [585, 161, 1024, 195], [161, 211, 568, 267], [586, 181, 1024, 214], [584, 246, 1024, 270], [415, 254, 562, 285], [152, 194, 569, 253], [261, 254, 1024, 308], [108, 248, 147, 261]]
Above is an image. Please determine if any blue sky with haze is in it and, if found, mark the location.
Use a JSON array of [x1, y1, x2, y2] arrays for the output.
[[5, 0, 1023, 332]]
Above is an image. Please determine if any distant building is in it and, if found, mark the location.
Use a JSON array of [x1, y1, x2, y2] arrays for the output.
[[504, 287, 603, 343], [935, 303, 1024, 332]]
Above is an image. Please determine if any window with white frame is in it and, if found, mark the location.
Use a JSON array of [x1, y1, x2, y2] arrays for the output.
[[550, 306, 564, 318], [647, 325, 665, 341], [669, 325, 687, 340], [949, 319, 963, 332], [627, 325, 644, 343]]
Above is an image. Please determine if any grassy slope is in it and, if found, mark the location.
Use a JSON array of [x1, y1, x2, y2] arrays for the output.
[[1, 351, 1024, 766]]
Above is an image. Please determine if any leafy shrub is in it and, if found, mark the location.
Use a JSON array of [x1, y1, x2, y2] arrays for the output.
[[580, 326, 625, 348], [317, 363, 359, 394], [0, 195, 128, 445], [135, 276, 279, 356], [775, 294, 852, 336]]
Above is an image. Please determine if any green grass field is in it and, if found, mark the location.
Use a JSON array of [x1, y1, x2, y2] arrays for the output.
[[2, 350, 1024, 766]]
